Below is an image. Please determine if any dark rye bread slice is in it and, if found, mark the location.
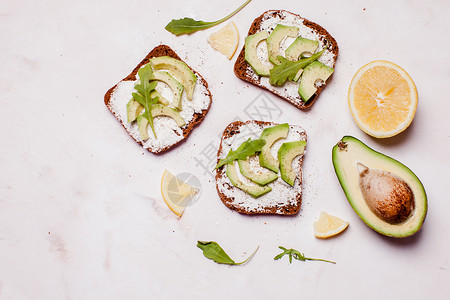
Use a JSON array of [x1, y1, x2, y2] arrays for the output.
[[234, 10, 339, 110], [104, 45, 212, 154], [215, 120, 307, 215]]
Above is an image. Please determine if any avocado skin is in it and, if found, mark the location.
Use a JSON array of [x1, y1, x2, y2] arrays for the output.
[[332, 136, 427, 238]]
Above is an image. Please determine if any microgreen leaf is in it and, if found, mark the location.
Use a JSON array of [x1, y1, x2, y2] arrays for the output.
[[197, 241, 259, 265], [269, 50, 324, 86], [132, 64, 159, 138], [165, 0, 251, 36], [274, 246, 336, 264], [214, 138, 266, 169]]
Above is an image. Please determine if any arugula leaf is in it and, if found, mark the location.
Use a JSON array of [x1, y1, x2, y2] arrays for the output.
[[132, 64, 159, 138], [214, 138, 266, 169], [269, 50, 324, 86], [165, 0, 251, 36], [197, 241, 259, 265], [274, 246, 335, 264]]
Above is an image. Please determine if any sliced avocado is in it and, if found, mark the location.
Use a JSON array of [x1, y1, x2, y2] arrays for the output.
[[293, 69, 303, 82], [151, 104, 185, 127], [332, 136, 427, 238], [285, 37, 319, 61], [135, 104, 185, 141], [127, 92, 168, 123], [150, 90, 169, 105], [278, 141, 306, 186], [258, 123, 290, 173], [266, 24, 299, 65], [226, 161, 272, 198], [298, 61, 334, 102], [136, 114, 150, 140], [244, 31, 272, 76], [126, 99, 144, 123], [238, 155, 278, 185], [150, 56, 197, 100], [151, 71, 184, 110]]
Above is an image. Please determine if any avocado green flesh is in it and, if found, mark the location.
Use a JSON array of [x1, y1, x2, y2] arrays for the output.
[[127, 91, 169, 123], [285, 37, 319, 61], [278, 141, 306, 186], [266, 24, 299, 65], [150, 90, 169, 106], [151, 104, 185, 127], [151, 71, 184, 110], [135, 104, 185, 141], [332, 136, 427, 238], [298, 61, 334, 102], [226, 161, 272, 198], [150, 56, 197, 100], [127, 99, 144, 123], [259, 123, 289, 173], [137, 115, 150, 140], [244, 31, 272, 76], [238, 156, 278, 185]]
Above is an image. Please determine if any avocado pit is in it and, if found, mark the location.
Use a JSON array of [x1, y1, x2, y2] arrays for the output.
[[358, 163, 414, 224]]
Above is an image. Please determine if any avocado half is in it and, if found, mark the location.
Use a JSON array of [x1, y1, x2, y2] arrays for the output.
[[332, 136, 427, 238]]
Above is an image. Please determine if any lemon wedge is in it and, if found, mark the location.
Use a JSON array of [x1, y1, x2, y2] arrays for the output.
[[348, 60, 418, 138], [160, 170, 199, 217], [207, 22, 239, 60], [313, 211, 349, 238]]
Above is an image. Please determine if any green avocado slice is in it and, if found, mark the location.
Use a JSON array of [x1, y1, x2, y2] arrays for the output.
[[332, 136, 427, 238], [238, 155, 278, 185], [226, 161, 272, 198], [285, 37, 319, 61], [150, 56, 197, 100], [266, 24, 299, 65], [151, 71, 184, 110], [135, 104, 185, 141], [278, 141, 306, 186], [244, 30, 272, 76], [298, 61, 334, 102], [258, 123, 290, 173]]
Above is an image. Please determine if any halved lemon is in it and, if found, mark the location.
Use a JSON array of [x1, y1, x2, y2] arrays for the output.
[[207, 22, 239, 60], [160, 170, 199, 217], [348, 60, 418, 138], [313, 211, 349, 238]]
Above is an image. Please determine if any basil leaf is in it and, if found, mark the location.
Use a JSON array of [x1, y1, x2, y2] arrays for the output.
[[215, 138, 266, 169], [165, 0, 251, 36], [269, 50, 324, 86], [197, 241, 259, 265]]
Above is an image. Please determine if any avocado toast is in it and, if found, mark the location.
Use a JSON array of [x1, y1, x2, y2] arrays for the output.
[[105, 45, 212, 154], [215, 120, 307, 215], [234, 10, 339, 109]]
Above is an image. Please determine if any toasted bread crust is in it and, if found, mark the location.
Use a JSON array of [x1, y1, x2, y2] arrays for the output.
[[215, 120, 306, 215], [104, 45, 212, 154], [234, 10, 339, 110]]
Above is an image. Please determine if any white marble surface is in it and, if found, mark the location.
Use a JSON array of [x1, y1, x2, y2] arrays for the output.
[[1, 0, 450, 299]]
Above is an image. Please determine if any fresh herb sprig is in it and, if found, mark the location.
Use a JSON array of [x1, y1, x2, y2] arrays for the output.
[[165, 0, 252, 36], [274, 246, 335, 264], [132, 64, 159, 137], [197, 241, 259, 265], [214, 138, 266, 169], [269, 50, 324, 86]]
